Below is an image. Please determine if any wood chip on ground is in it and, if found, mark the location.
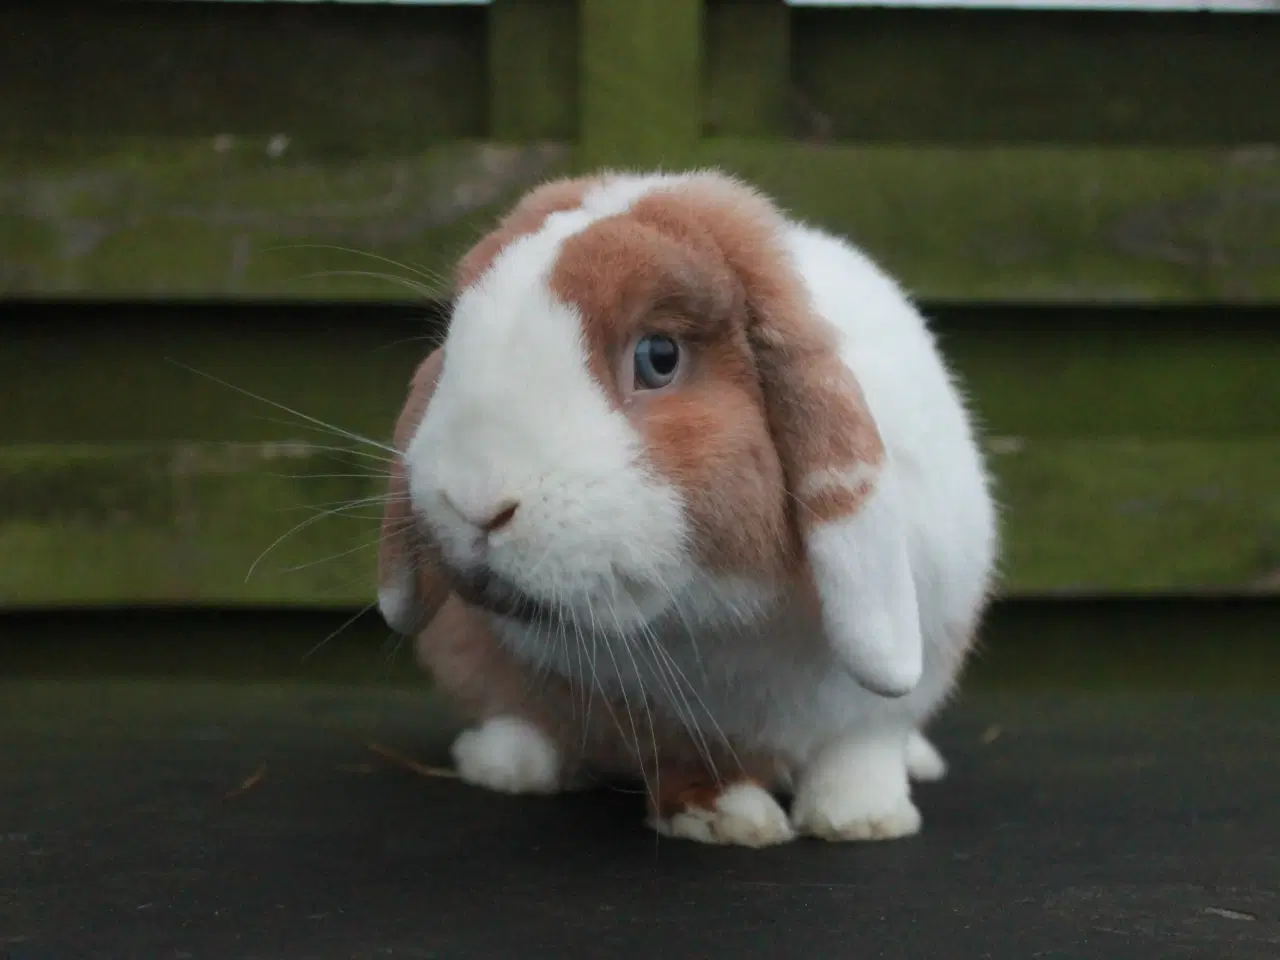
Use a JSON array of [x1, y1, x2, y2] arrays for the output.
[[368, 742, 460, 779]]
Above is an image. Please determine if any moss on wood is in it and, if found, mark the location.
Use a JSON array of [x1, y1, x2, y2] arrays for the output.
[[697, 140, 1280, 303], [0, 5, 488, 147], [3, 139, 1278, 302], [579, 0, 702, 167], [1, 436, 1276, 606], [781, 7, 1280, 145], [488, 0, 579, 142], [1, 305, 1275, 445]]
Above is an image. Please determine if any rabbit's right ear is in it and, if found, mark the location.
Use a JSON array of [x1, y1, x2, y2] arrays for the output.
[[377, 348, 451, 636]]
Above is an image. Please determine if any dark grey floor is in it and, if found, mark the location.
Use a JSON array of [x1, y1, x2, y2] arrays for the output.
[[2, 680, 1278, 960]]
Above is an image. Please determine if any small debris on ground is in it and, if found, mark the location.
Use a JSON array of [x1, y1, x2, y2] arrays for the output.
[[980, 725, 1003, 745], [1203, 906, 1257, 921], [368, 742, 459, 780], [222, 762, 268, 800]]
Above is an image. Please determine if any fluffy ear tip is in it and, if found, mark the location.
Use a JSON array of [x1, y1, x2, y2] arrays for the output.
[[377, 578, 419, 636], [848, 660, 923, 699], [822, 607, 924, 698]]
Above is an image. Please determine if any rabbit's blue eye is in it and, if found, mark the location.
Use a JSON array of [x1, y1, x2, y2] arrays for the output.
[[634, 334, 680, 389]]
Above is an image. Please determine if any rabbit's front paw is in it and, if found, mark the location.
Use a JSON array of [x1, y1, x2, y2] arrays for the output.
[[792, 729, 921, 842], [451, 716, 563, 794], [648, 777, 795, 847]]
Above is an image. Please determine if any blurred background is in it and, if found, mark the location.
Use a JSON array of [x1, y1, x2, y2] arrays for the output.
[[2, 0, 1278, 684]]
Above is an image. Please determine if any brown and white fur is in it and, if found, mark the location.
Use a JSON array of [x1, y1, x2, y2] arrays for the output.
[[377, 170, 998, 847]]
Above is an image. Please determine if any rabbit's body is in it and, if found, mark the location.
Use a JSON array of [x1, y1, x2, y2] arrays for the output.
[[489, 220, 993, 765], [380, 171, 998, 846]]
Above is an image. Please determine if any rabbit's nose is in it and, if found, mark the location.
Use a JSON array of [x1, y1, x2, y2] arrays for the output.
[[481, 500, 519, 534], [440, 491, 519, 536]]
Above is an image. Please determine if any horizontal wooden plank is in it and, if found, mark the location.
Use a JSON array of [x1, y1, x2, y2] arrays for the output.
[[0, 5, 488, 144], [0, 138, 572, 299], [2, 139, 1279, 302], [696, 140, 1280, 303], [13, 4, 1278, 150], [993, 437, 1280, 594], [3, 303, 1277, 444], [2, 303, 1276, 444], [774, 6, 1280, 143], [1, 437, 1276, 606], [0, 443, 387, 609]]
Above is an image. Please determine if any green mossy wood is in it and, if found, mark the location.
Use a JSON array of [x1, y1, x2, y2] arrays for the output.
[[1, 0, 1277, 604], [3, 437, 1277, 607]]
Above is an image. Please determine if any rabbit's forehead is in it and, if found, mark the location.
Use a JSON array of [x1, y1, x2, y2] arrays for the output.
[[449, 174, 752, 400]]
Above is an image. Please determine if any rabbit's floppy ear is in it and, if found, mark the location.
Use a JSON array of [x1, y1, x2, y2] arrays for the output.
[[633, 173, 924, 697], [377, 348, 452, 636], [749, 312, 923, 698]]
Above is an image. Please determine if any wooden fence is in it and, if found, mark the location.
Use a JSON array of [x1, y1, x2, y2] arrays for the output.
[[1, 0, 1277, 609]]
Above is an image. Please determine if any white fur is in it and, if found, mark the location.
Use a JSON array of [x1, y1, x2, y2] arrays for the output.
[[405, 205, 693, 635], [792, 727, 922, 842], [377, 571, 417, 636], [806, 474, 924, 698], [650, 781, 796, 847], [906, 730, 948, 782], [407, 170, 997, 844], [451, 716, 563, 794]]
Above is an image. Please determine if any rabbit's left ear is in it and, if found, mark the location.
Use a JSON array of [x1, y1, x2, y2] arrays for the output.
[[748, 304, 924, 699]]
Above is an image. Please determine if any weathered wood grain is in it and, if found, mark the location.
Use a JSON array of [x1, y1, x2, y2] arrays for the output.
[[0, 4, 488, 145], [783, 6, 1280, 144], [696, 140, 1280, 303], [0, 138, 571, 298], [579, 0, 702, 167], [489, 0, 579, 142], [2, 436, 1275, 606], [3, 304, 1274, 446], [3, 140, 1278, 301], [3, 1, 1276, 609]]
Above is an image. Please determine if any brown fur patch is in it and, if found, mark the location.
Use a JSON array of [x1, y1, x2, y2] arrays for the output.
[[637, 177, 887, 488], [543, 173, 886, 577], [651, 771, 770, 821], [801, 475, 878, 528], [454, 175, 600, 291], [547, 197, 793, 577]]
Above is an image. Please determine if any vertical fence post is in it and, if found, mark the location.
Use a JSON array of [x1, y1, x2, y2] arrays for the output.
[[703, 0, 791, 138], [578, 0, 703, 170], [489, 0, 579, 142]]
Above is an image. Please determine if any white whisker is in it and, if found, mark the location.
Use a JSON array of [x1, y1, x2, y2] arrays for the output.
[[246, 499, 408, 582], [301, 601, 378, 662], [165, 359, 400, 458], [265, 473, 389, 482], [288, 269, 439, 300], [270, 533, 391, 575], [260, 242, 450, 287], [633, 614, 716, 782], [603, 592, 659, 809]]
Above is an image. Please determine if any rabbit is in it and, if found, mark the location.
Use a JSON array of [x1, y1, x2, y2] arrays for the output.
[[376, 169, 998, 847]]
